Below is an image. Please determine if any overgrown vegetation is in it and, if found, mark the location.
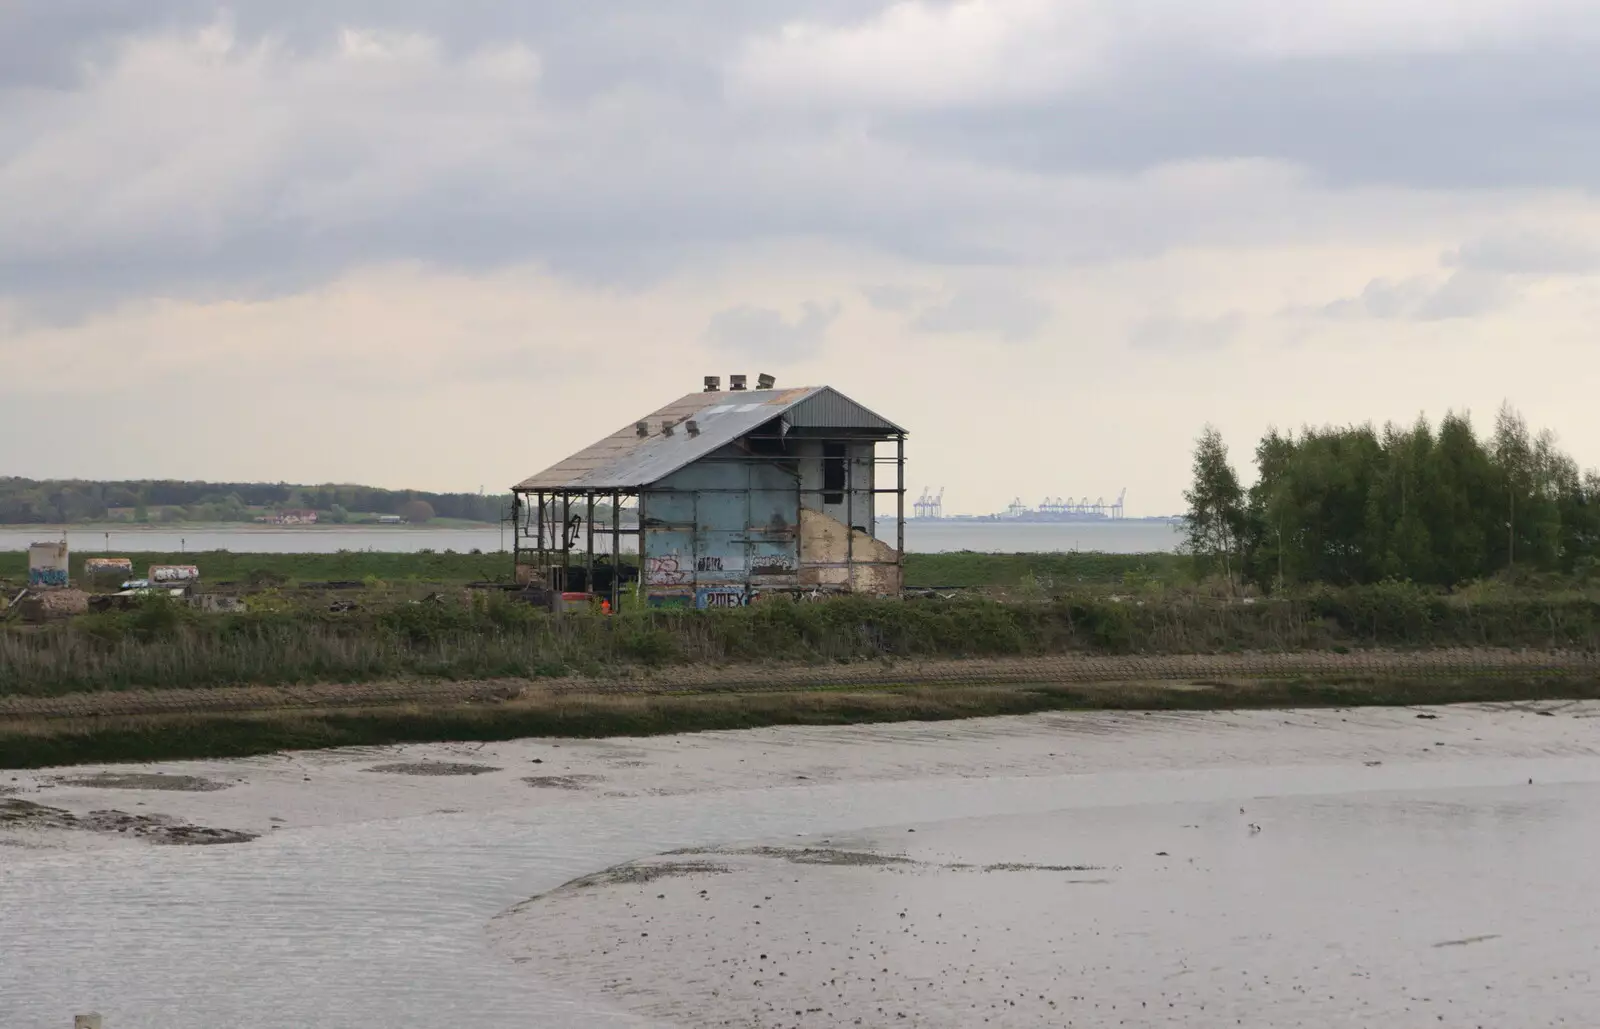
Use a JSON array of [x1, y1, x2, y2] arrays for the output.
[[4, 584, 1599, 697], [1183, 406, 1600, 589]]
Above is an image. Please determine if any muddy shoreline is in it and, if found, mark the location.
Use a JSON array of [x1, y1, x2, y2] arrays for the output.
[[4, 702, 1597, 1027]]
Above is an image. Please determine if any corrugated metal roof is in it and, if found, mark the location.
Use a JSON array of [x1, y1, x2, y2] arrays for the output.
[[785, 390, 901, 433], [514, 386, 904, 491]]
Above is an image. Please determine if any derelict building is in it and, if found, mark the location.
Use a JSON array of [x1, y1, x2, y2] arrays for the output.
[[511, 374, 906, 608]]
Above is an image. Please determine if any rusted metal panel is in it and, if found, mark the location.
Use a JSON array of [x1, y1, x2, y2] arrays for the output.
[[84, 557, 133, 578], [512, 386, 902, 492], [641, 490, 696, 589], [636, 445, 805, 597], [514, 387, 817, 491]]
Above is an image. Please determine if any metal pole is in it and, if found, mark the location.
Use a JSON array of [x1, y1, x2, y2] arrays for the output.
[[611, 489, 621, 611], [896, 434, 905, 590], [637, 490, 648, 606], [535, 491, 545, 580], [560, 492, 570, 592], [585, 492, 595, 597], [846, 443, 854, 592]]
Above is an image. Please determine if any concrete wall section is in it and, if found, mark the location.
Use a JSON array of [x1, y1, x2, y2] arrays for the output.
[[796, 440, 877, 534], [797, 508, 902, 595], [27, 541, 69, 588]]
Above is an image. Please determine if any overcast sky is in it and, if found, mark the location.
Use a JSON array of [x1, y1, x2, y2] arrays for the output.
[[4, 1, 1599, 514]]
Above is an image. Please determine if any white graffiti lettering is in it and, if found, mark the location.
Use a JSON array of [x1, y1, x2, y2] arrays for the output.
[[645, 555, 688, 585]]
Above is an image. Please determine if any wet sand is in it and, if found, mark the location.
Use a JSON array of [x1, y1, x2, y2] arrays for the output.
[[500, 798, 1600, 1027], [3, 702, 1598, 1027]]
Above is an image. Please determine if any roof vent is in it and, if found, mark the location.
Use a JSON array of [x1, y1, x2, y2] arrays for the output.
[[703, 375, 721, 392], [685, 419, 700, 437], [756, 373, 776, 390], [729, 374, 748, 391], [662, 420, 675, 437], [635, 421, 649, 438]]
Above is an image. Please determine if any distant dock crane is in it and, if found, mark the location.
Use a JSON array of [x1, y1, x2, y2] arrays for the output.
[[1004, 488, 1129, 520], [913, 486, 945, 519]]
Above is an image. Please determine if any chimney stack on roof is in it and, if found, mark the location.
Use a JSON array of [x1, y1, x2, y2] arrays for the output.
[[757, 373, 776, 390], [635, 421, 649, 438], [729, 374, 748, 391], [662, 420, 676, 437], [703, 375, 721, 392], [685, 419, 700, 437]]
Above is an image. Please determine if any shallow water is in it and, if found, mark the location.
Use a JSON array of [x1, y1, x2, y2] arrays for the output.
[[0, 518, 1178, 556], [2, 706, 1596, 1028]]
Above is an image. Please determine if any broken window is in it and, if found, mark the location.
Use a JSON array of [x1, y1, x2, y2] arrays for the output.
[[823, 443, 846, 505]]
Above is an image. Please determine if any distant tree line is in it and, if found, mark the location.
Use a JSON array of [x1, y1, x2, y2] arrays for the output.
[[0, 479, 510, 526], [1183, 405, 1600, 589]]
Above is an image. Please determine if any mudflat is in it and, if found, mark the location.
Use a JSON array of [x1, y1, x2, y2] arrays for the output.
[[2, 702, 1596, 1027]]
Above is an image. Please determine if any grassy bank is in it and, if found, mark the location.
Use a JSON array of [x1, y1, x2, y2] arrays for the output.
[[4, 584, 1600, 697], [4, 675, 1594, 769], [905, 550, 1187, 588], [0, 548, 1184, 590]]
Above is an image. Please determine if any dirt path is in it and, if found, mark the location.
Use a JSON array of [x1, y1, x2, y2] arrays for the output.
[[3, 647, 1597, 721]]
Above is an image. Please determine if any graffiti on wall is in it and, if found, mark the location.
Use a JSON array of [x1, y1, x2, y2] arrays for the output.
[[696, 587, 748, 609], [647, 593, 689, 609], [750, 554, 797, 576], [645, 555, 689, 585], [28, 541, 70, 588], [149, 565, 201, 584]]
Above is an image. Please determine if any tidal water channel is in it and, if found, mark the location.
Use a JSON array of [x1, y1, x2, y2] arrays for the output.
[[3, 705, 1597, 1027]]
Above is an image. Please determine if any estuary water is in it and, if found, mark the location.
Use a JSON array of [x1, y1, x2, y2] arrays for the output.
[[0, 519, 1180, 556], [2, 704, 1597, 1027]]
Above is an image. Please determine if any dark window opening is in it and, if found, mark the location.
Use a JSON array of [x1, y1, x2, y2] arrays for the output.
[[747, 434, 786, 456], [822, 443, 846, 505]]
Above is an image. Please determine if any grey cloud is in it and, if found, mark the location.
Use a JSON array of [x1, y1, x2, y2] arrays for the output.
[[1445, 230, 1600, 274], [882, 46, 1600, 191], [1317, 278, 1434, 320], [4, 2, 1600, 314], [1129, 312, 1244, 352], [1315, 270, 1517, 321], [703, 301, 841, 358], [861, 284, 925, 312], [1414, 271, 1519, 320], [911, 286, 1050, 342]]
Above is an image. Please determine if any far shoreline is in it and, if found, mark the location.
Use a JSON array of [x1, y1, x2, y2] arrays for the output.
[[0, 521, 501, 533]]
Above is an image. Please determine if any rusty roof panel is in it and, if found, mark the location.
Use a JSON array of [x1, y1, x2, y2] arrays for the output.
[[513, 386, 903, 491]]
